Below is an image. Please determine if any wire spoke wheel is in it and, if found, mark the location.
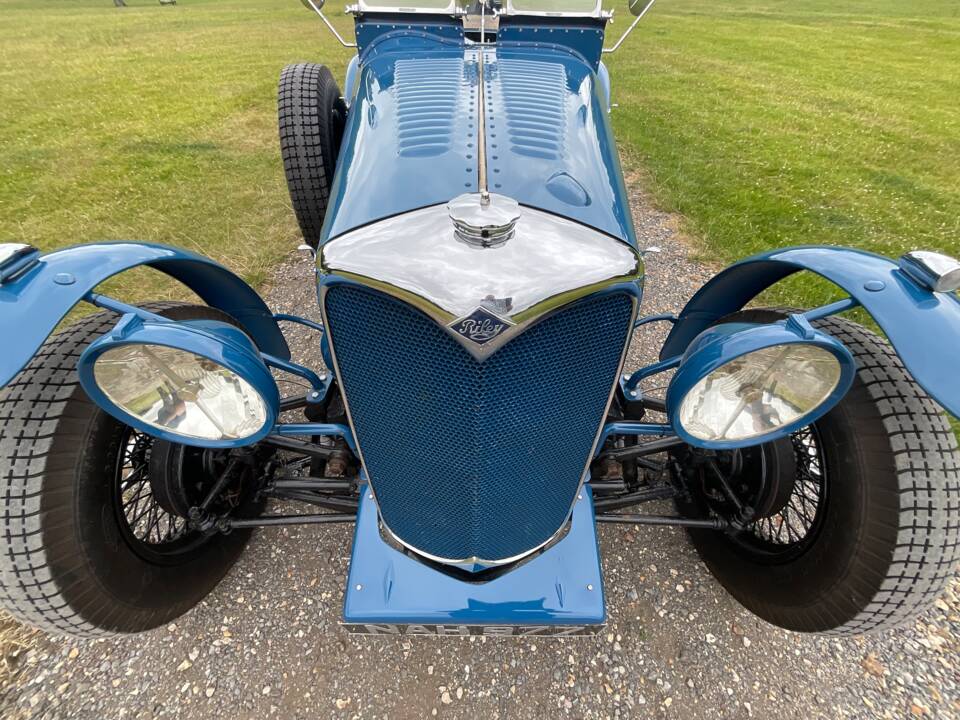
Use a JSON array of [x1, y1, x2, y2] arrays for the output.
[[670, 308, 960, 635], [742, 426, 827, 557], [113, 427, 207, 561], [0, 303, 264, 636]]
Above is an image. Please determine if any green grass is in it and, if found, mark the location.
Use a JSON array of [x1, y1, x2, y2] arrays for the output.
[[2, 0, 957, 307], [2, 0, 958, 317], [0, 0, 356, 301], [606, 0, 960, 307], [603, 0, 960, 433]]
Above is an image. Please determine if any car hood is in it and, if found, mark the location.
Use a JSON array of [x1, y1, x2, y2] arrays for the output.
[[319, 36, 636, 246]]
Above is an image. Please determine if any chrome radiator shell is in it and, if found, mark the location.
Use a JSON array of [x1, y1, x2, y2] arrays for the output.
[[319, 201, 642, 567]]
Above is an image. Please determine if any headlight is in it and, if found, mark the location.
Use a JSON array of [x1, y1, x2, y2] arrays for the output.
[[666, 316, 856, 449], [78, 314, 279, 448]]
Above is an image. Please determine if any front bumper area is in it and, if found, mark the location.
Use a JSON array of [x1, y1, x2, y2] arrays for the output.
[[342, 486, 605, 636]]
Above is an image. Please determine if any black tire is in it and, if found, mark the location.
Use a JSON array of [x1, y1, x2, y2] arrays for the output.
[[684, 310, 960, 635], [278, 62, 347, 249], [0, 303, 256, 637]]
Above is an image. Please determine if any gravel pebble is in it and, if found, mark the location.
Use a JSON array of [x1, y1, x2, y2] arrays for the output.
[[0, 184, 957, 719]]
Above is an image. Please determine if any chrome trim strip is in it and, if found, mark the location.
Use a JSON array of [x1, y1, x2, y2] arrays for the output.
[[317, 287, 385, 558], [567, 293, 639, 526], [319, 201, 643, 361], [320, 281, 639, 570], [602, 0, 656, 54], [343, 0, 609, 20], [302, 0, 358, 48], [899, 250, 960, 294], [377, 510, 572, 570], [477, 44, 488, 194]]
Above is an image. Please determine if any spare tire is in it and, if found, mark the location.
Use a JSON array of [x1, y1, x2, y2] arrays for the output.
[[278, 62, 347, 249]]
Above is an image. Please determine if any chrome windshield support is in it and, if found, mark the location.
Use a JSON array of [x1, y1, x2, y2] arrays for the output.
[[602, 0, 656, 54], [301, 0, 358, 49]]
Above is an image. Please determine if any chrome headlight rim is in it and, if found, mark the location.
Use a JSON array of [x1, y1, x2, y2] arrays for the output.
[[78, 313, 280, 449], [665, 318, 857, 450]]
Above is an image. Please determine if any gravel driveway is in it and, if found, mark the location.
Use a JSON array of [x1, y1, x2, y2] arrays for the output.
[[2, 183, 958, 720]]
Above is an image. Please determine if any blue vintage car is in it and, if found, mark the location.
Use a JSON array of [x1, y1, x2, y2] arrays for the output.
[[1, 0, 958, 638]]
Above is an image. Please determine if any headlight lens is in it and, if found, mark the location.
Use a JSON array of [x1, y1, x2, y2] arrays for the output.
[[93, 344, 269, 441], [677, 344, 842, 443]]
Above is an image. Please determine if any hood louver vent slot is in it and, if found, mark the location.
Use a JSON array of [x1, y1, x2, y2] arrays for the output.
[[497, 58, 566, 161], [394, 58, 467, 158]]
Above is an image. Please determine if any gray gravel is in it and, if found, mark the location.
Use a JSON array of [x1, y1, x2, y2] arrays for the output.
[[2, 185, 958, 720]]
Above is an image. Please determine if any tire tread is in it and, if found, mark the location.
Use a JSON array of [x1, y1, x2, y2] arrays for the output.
[[806, 314, 958, 635], [278, 62, 344, 249], [1, 303, 187, 637]]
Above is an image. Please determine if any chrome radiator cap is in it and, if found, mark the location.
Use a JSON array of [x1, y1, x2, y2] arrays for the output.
[[447, 192, 521, 248]]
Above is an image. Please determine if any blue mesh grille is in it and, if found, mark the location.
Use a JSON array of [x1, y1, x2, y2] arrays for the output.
[[324, 286, 633, 562]]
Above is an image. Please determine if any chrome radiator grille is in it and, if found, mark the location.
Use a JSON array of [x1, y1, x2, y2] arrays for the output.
[[323, 285, 634, 564]]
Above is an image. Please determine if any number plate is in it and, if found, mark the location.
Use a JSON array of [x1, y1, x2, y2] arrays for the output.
[[343, 623, 601, 637]]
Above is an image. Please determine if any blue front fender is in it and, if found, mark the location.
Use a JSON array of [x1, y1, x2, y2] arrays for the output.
[[661, 245, 960, 417], [0, 242, 289, 387]]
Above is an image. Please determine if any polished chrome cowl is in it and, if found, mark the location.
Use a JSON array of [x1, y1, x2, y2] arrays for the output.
[[319, 196, 643, 361]]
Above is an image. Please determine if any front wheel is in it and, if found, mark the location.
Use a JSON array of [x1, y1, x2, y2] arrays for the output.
[[0, 304, 258, 637], [678, 310, 960, 635]]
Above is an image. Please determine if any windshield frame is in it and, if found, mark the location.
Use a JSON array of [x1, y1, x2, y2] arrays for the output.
[[350, 0, 606, 18], [503, 0, 604, 19], [352, 0, 460, 15]]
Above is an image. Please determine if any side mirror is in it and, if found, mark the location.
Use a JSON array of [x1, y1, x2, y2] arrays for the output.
[[301, 0, 324, 10], [628, 0, 646, 16]]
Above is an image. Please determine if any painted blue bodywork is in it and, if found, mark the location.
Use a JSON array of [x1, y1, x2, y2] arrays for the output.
[[623, 355, 680, 393], [322, 23, 635, 244], [77, 313, 281, 448], [343, 485, 605, 628], [497, 16, 607, 70], [274, 422, 357, 454], [597, 421, 673, 451], [320, 32, 478, 242], [0, 242, 289, 388], [353, 15, 464, 57], [661, 245, 960, 418], [481, 45, 635, 242], [261, 352, 328, 393]]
